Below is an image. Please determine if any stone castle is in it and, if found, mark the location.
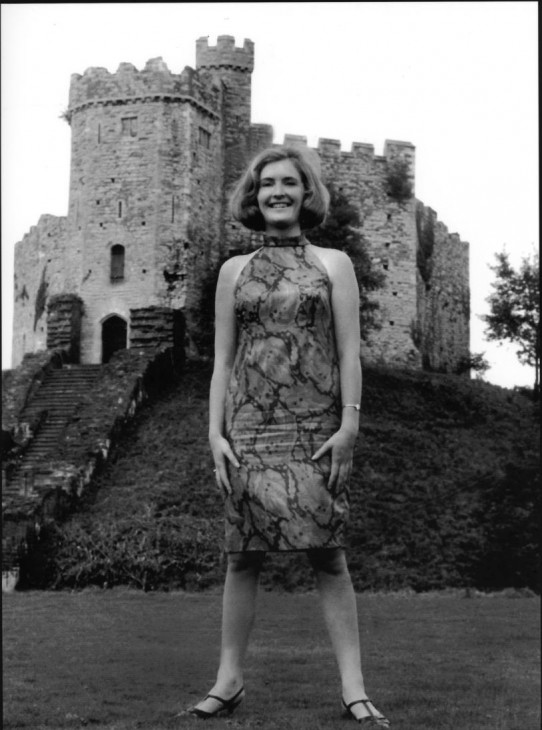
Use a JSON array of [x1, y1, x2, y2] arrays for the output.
[[12, 35, 470, 371]]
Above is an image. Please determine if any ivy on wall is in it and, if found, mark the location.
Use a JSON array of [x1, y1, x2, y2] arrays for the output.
[[33, 267, 48, 331], [415, 202, 435, 286], [385, 157, 413, 201]]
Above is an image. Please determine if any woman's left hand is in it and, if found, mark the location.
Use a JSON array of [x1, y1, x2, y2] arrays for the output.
[[311, 428, 357, 489]]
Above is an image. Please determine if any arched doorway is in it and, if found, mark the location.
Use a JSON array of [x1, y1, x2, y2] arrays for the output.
[[102, 315, 127, 363]]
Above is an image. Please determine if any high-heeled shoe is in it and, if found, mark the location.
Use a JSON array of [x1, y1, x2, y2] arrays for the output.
[[187, 686, 245, 719], [342, 697, 391, 726]]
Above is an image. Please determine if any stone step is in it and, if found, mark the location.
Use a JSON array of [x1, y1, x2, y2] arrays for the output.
[[30, 382, 96, 388], [22, 453, 61, 459], [26, 443, 63, 450], [24, 398, 89, 403], [25, 383, 98, 393], [23, 403, 82, 411], [26, 441, 63, 447], [25, 447, 63, 455], [29, 396, 92, 401], [26, 444, 63, 452]]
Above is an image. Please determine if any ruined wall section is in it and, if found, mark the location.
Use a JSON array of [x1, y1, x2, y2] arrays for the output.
[[12, 215, 71, 367], [66, 58, 223, 362], [46, 294, 84, 360], [415, 203, 470, 373]]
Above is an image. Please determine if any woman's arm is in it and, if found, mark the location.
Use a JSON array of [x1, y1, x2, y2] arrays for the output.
[[209, 257, 241, 493], [311, 248, 361, 489], [331, 250, 362, 433]]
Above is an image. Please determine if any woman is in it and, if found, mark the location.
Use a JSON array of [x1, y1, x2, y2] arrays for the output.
[[187, 146, 390, 726]]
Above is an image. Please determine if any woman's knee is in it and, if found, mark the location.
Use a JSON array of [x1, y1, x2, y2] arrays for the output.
[[308, 548, 349, 577], [226, 551, 265, 575]]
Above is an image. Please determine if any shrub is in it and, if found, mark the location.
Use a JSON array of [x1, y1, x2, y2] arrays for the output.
[[20, 513, 224, 591], [386, 157, 413, 201]]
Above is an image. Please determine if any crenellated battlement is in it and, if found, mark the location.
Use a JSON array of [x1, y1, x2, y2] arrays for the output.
[[196, 35, 254, 72], [67, 57, 221, 120], [279, 134, 415, 173]]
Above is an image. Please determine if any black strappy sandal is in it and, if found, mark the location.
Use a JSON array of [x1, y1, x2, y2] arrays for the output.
[[342, 698, 391, 726], [187, 686, 245, 719]]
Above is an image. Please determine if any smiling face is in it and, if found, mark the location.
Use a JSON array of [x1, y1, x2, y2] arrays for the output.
[[256, 159, 306, 236]]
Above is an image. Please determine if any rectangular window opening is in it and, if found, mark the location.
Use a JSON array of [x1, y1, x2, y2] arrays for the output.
[[111, 245, 125, 282], [121, 116, 138, 138], [198, 127, 211, 148]]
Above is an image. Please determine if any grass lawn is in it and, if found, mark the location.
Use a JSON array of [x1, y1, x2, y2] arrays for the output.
[[2, 589, 539, 729]]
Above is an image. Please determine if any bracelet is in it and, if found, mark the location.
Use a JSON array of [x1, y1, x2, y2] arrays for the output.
[[342, 403, 360, 411]]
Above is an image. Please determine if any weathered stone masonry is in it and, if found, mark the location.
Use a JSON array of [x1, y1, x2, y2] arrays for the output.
[[12, 35, 469, 373]]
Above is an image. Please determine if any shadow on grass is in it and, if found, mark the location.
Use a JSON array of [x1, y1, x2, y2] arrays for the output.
[[2, 590, 540, 729]]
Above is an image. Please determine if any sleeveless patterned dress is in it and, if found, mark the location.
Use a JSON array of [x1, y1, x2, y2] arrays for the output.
[[223, 235, 350, 552]]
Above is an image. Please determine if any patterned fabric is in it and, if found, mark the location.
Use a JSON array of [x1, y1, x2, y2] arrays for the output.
[[223, 237, 350, 552]]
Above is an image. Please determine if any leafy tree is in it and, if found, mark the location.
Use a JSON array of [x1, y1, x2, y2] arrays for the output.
[[455, 352, 490, 379], [309, 184, 385, 339], [483, 250, 540, 396]]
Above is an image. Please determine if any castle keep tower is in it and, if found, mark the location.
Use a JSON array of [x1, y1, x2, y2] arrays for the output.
[[12, 36, 469, 373], [63, 54, 225, 363]]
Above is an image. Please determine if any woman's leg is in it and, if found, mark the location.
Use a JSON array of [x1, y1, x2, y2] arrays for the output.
[[191, 551, 265, 713], [308, 548, 386, 722]]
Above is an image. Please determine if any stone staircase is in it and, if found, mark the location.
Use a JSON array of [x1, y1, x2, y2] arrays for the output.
[[3, 365, 102, 501]]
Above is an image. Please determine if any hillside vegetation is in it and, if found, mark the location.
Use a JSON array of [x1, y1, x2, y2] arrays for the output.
[[22, 362, 540, 593]]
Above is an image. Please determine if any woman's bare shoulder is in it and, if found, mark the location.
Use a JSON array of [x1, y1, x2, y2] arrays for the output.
[[219, 249, 261, 286], [220, 251, 257, 278], [306, 244, 353, 277]]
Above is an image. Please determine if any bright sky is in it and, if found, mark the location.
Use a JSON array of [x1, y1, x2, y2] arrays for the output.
[[1, 2, 538, 387]]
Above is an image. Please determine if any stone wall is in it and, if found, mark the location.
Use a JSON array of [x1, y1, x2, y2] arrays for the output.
[[46, 294, 84, 361], [315, 138, 421, 368], [130, 306, 185, 368], [12, 215, 70, 367], [415, 202, 470, 372]]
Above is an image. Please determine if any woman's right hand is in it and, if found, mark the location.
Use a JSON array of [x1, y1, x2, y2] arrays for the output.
[[209, 434, 240, 495]]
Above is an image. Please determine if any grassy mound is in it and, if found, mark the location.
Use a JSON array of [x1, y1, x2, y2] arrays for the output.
[[21, 363, 539, 592]]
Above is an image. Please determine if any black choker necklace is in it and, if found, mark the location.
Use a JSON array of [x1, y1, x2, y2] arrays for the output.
[[263, 234, 308, 248]]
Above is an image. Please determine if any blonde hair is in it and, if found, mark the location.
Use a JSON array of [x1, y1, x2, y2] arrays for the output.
[[229, 146, 330, 231]]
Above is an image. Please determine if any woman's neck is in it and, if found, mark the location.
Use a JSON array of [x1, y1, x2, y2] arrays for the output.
[[264, 224, 302, 239]]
